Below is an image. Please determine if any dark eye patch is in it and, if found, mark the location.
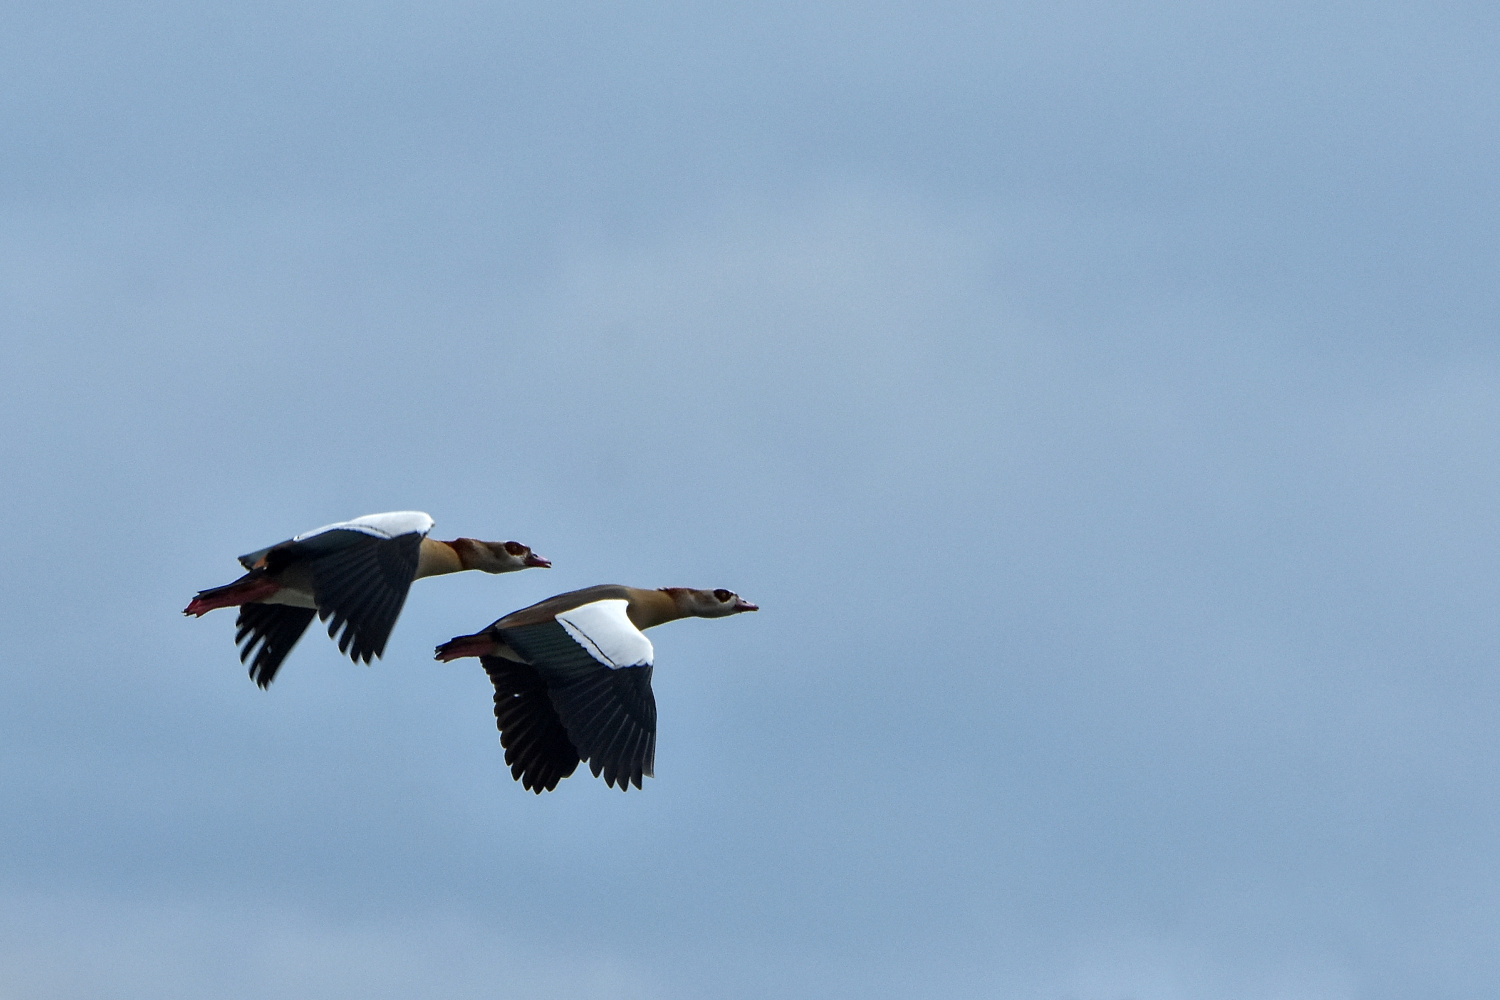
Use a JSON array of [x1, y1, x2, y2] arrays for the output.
[[504, 542, 526, 556], [714, 589, 732, 602]]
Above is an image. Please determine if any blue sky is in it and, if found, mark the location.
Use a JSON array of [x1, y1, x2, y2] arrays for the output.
[[3, 2, 1500, 997]]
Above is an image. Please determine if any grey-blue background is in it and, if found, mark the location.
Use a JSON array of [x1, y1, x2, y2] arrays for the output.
[[3, 2, 1498, 997]]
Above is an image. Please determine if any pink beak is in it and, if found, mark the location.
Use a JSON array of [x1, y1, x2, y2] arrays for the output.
[[524, 553, 552, 568], [735, 598, 759, 612]]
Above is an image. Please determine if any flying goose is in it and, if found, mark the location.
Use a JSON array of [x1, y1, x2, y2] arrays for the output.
[[435, 585, 758, 793], [186, 511, 549, 687]]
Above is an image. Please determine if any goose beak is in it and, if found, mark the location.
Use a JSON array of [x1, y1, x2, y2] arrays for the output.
[[524, 553, 552, 568], [734, 598, 759, 612]]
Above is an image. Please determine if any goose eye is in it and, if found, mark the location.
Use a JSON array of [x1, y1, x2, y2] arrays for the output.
[[504, 542, 526, 556], [714, 589, 733, 602]]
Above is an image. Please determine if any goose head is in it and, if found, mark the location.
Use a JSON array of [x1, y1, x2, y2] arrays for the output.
[[661, 587, 759, 618], [455, 538, 551, 573]]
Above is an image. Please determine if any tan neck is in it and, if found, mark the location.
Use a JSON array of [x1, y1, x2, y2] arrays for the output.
[[415, 537, 466, 579], [625, 588, 689, 631]]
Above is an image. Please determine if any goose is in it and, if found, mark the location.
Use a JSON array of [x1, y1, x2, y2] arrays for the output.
[[435, 585, 758, 793], [185, 511, 549, 687]]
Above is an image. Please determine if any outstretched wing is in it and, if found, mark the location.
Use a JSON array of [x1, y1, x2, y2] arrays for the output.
[[216, 512, 430, 679], [481, 656, 582, 793], [234, 604, 317, 688], [500, 599, 657, 790], [309, 531, 423, 664]]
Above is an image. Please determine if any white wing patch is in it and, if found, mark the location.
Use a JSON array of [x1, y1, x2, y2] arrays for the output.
[[555, 599, 654, 670], [294, 511, 434, 542]]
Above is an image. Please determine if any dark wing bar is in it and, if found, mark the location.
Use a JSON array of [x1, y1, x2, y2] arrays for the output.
[[235, 604, 317, 688], [310, 532, 423, 664], [482, 656, 582, 793]]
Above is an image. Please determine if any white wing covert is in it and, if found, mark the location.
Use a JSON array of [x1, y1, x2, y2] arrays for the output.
[[238, 511, 434, 569], [293, 511, 434, 543], [555, 600, 655, 669]]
